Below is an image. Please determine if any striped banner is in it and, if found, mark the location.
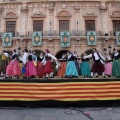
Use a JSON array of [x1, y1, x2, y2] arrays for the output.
[[0, 81, 120, 101]]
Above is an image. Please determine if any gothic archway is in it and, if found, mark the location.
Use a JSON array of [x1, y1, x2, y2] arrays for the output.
[[55, 50, 70, 59]]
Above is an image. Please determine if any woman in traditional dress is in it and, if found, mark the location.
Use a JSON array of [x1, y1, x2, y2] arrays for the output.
[[104, 52, 112, 77], [24, 51, 37, 78], [65, 51, 78, 78], [73, 51, 80, 75], [43, 49, 58, 78], [36, 52, 45, 78], [57, 53, 67, 78], [80, 53, 91, 77], [6, 49, 21, 78], [112, 49, 120, 78]]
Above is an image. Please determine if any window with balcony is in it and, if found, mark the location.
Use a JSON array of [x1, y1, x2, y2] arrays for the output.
[[85, 20, 95, 32], [59, 20, 69, 32], [6, 21, 16, 37], [113, 20, 120, 35], [33, 20, 43, 31]]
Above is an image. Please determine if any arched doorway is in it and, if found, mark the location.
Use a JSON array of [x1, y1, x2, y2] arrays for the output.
[[55, 50, 69, 59], [35, 50, 45, 56]]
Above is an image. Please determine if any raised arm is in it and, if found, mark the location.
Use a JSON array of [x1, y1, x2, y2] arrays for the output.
[[99, 53, 105, 61], [84, 54, 92, 59]]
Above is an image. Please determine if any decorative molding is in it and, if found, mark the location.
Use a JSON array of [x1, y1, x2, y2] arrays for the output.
[[99, 2, 107, 11], [32, 11, 46, 18], [48, 6, 54, 13], [21, 6, 29, 13], [5, 12, 17, 19], [83, 12, 97, 17], [0, 7, 3, 14], [74, 5, 80, 13], [57, 11, 71, 17], [111, 11, 120, 18]]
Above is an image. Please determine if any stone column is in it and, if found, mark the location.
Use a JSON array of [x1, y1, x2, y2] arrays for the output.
[[20, 2, 29, 36], [100, 2, 108, 35]]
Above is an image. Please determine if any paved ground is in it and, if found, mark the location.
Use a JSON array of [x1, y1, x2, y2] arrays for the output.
[[0, 107, 119, 120]]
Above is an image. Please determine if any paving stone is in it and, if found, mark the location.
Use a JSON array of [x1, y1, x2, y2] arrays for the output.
[[23, 115, 41, 120], [5, 114, 25, 120], [40, 115, 58, 120]]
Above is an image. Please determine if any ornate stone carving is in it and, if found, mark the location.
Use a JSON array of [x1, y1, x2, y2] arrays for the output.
[[21, 6, 29, 13], [0, 7, 3, 14], [5, 12, 17, 19], [74, 5, 80, 13], [32, 11, 46, 18], [48, 6, 54, 13], [83, 11, 97, 17], [57, 11, 71, 17], [99, 2, 107, 11], [111, 11, 120, 18]]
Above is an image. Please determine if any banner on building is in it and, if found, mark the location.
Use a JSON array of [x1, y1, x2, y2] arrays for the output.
[[116, 32, 120, 45], [60, 32, 70, 47], [87, 31, 97, 46], [32, 32, 42, 46], [2, 32, 12, 47]]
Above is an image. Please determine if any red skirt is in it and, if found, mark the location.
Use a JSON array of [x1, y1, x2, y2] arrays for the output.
[[91, 61, 105, 73], [36, 62, 45, 77], [43, 61, 53, 74]]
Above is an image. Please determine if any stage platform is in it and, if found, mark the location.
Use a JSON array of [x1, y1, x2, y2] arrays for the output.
[[0, 76, 120, 107]]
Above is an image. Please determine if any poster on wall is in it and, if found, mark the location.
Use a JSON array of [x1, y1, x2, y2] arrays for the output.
[[60, 31, 70, 47], [87, 31, 97, 46], [32, 32, 42, 46], [116, 32, 120, 45], [2, 32, 12, 47]]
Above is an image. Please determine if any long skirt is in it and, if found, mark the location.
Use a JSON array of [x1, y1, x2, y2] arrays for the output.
[[104, 62, 112, 76], [6, 60, 21, 76], [74, 60, 80, 75], [43, 61, 53, 74], [57, 62, 67, 77], [80, 61, 91, 77], [91, 61, 105, 73], [112, 60, 120, 77], [36, 62, 45, 77], [65, 61, 78, 77], [25, 61, 37, 77]]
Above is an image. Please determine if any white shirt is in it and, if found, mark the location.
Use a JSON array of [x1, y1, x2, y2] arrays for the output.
[[19, 52, 28, 65], [84, 52, 105, 61]]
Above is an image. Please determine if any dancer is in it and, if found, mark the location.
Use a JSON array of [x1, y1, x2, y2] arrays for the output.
[[24, 51, 37, 78], [43, 49, 58, 78], [80, 53, 91, 77], [57, 53, 67, 78], [1, 50, 9, 77], [104, 52, 112, 77], [36, 52, 45, 78], [65, 51, 78, 78], [112, 49, 120, 78], [6, 49, 21, 78], [73, 51, 80, 75], [84, 48, 105, 78]]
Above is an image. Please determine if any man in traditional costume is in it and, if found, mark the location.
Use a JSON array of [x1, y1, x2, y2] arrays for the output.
[[1, 50, 9, 77], [84, 48, 105, 78]]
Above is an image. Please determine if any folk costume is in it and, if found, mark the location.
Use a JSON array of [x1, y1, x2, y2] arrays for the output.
[[1, 51, 9, 76], [43, 49, 58, 78], [36, 53, 45, 78], [104, 54, 112, 77], [65, 52, 78, 78], [25, 54, 37, 78], [112, 51, 120, 78], [57, 54, 67, 77], [84, 51, 105, 77], [6, 52, 21, 78], [80, 58, 90, 77]]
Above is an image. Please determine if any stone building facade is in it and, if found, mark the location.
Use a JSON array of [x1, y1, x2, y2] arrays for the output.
[[0, 0, 120, 57]]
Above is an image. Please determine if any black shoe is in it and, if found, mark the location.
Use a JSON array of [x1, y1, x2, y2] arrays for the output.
[[103, 76, 106, 78], [17, 76, 19, 79], [90, 76, 93, 78], [96, 76, 98, 78], [9, 76, 12, 78], [108, 75, 111, 77], [116, 76, 120, 78]]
